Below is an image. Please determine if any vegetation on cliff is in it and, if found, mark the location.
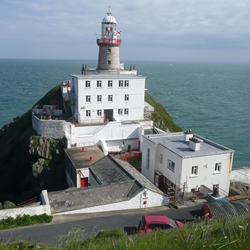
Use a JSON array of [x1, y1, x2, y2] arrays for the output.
[[0, 85, 181, 204], [145, 92, 182, 132]]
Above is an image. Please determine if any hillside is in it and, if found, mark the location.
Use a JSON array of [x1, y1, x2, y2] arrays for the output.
[[0, 85, 181, 205]]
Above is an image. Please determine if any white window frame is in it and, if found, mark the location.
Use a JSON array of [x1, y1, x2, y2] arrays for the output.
[[97, 95, 102, 102], [191, 166, 198, 175], [124, 94, 129, 101], [215, 162, 222, 172], [119, 80, 123, 87], [124, 108, 129, 115], [97, 110, 102, 116], [97, 81, 102, 88], [125, 80, 129, 87], [168, 160, 175, 172], [108, 80, 113, 88], [86, 95, 91, 103], [118, 109, 123, 115], [160, 154, 163, 164], [108, 95, 113, 102], [86, 110, 91, 117], [85, 81, 90, 88]]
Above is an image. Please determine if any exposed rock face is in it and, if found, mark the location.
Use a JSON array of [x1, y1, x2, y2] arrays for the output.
[[3, 201, 16, 209], [32, 158, 46, 177], [29, 135, 60, 160]]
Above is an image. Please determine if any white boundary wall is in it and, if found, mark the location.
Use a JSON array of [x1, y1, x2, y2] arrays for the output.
[[0, 205, 51, 220]]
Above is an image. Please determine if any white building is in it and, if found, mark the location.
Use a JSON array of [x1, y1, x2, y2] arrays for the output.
[[32, 11, 153, 152], [141, 131, 234, 199]]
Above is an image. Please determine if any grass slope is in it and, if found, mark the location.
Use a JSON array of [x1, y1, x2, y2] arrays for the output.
[[1, 213, 250, 249]]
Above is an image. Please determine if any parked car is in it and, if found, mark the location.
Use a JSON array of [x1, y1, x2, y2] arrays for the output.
[[136, 215, 184, 234]]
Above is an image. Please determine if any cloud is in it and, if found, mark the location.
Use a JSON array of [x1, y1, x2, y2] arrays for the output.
[[0, 0, 250, 61]]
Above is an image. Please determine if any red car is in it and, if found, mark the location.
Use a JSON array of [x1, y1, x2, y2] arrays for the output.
[[137, 215, 184, 234]]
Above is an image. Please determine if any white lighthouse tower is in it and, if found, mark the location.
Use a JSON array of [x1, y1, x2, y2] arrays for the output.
[[97, 10, 121, 70]]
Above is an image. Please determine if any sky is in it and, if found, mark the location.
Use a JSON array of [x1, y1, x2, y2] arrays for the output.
[[0, 0, 250, 62]]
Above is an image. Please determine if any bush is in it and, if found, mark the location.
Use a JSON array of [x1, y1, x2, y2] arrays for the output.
[[0, 213, 53, 229]]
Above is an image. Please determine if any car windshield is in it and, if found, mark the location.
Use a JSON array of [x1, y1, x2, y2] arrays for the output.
[[148, 223, 170, 230], [169, 218, 177, 228]]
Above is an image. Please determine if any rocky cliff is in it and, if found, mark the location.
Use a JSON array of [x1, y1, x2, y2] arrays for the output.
[[0, 85, 181, 205]]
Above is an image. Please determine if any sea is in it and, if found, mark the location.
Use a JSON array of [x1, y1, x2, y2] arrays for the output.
[[0, 59, 249, 169]]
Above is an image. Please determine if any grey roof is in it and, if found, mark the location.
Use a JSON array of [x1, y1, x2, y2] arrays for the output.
[[89, 155, 133, 184], [90, 155, 163, 195], [47, 155, 164, 213], [144, 132, 234, 158], [48, 180, 140, 213], [205, 201, 250, 219], [114, 158, 163, 195]]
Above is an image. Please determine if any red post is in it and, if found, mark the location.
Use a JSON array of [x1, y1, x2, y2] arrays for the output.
[[90, 156, 93, 161], [81, 147, 85, 152]]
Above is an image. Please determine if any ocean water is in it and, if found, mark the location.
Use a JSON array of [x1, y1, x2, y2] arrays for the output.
[[0, 59, 249, 168]]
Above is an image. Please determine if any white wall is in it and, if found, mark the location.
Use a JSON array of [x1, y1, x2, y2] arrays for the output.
[[55, 189, 169, 215], [141, 137, 157, 183], [72, 75, 145, 123], [32, 114, 71, 139], [156, 145, 183, 187], [0, 205, 51, 220], [181, 153, 233, 193]]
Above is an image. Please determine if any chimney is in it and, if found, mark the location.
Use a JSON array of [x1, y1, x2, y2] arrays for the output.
[[189, 137, 202, 151], [184, 130, 193, 142]]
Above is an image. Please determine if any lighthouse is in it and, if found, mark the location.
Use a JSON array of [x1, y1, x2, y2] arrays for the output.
[[97, 11, 122, 70], [68, 10, 146, 125]]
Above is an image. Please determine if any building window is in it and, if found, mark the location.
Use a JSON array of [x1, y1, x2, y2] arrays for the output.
[[124, 94, 129, 101], [86, 95, 91, 102], [147, 148, 150, 169], [160, 154, 163, 164], [191, 166, 198, 175], [107, 48, 111, 53], [119, 80, 123, 87], [97, 95, 102, 102], [97, 110, 102, 116], [215, 163, 221, 172], [118, 109, 123, 115], [168, 160, 175, 172], [97, 81, 102, 88], [124, 108, 129, 115], [108, 80, 113, 88], [85, 81, 90, 88], [125, 80, 129, 87], [86, 110, 91, 117], [108, 95, 113, 102], [108, 61, 111, 65]]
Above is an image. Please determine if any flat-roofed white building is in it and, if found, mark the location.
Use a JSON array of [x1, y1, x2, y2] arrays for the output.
[[69, 73, 146, 124], [141, 131, 234, 199]]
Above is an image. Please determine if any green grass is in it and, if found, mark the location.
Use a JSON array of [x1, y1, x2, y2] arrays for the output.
[[0, 213, 53, 230], [145, 92, 182, 132], [1, 213, 250, 249]]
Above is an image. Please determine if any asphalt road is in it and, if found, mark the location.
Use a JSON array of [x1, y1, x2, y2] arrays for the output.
[[0, 202, 203, 245]]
